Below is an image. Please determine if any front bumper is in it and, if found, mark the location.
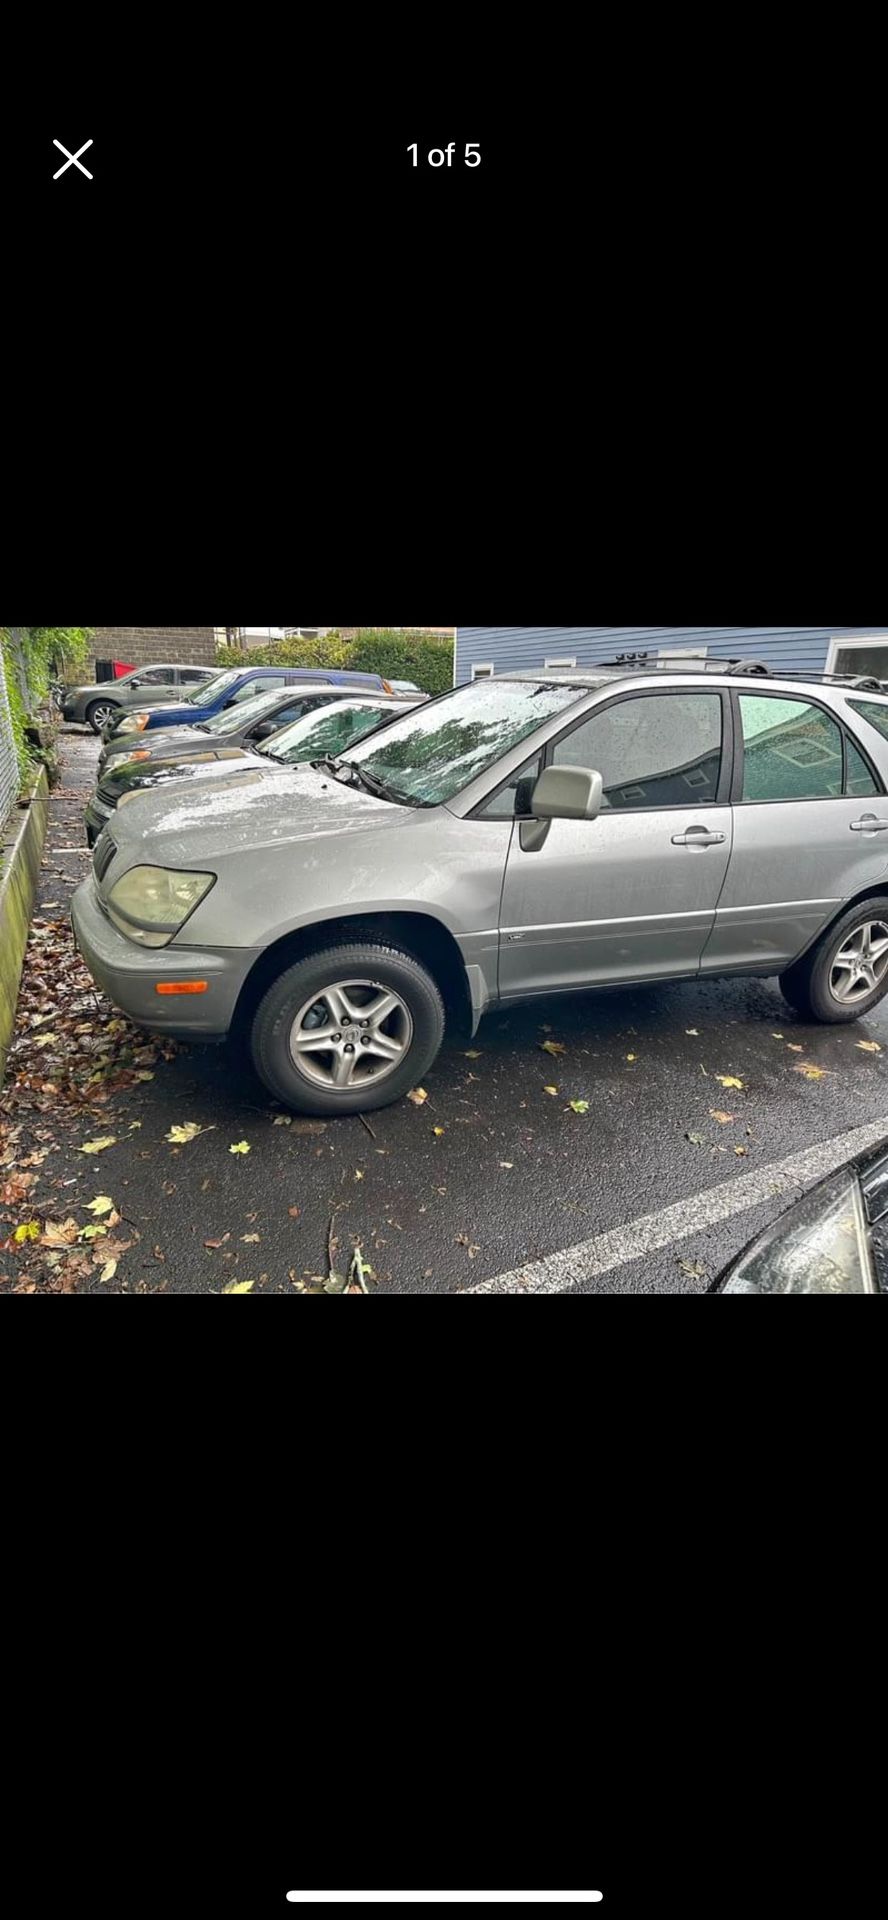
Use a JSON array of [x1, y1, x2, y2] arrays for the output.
[[71, 873, 255, 1037]]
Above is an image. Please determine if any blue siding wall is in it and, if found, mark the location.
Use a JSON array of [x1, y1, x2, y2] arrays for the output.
[[455, 627, 888, 684]]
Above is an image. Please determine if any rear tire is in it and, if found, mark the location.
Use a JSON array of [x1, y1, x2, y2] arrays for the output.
[[250, 942, 446, 1115], [86, 700, 119, 734], [780, 897, 888, 1024]]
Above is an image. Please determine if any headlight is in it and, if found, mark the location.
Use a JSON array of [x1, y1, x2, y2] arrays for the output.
[[107, 748, 152, 768], [106, 866, 216, 948], [720, 1172, 876, 1294], [116, 711, 151, 734]]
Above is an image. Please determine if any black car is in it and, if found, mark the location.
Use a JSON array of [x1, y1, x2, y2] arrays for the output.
[[62, 663, 214, 732], [96, 683, 365, 777], [713, 1140, 888, 1293]]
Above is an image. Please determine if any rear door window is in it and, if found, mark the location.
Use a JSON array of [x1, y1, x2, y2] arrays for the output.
[[739, 695, 863, 801]]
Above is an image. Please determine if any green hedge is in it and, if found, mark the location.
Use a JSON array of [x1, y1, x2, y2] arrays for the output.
[[1, 627, 93, 784], [216, 629, 454, 696]]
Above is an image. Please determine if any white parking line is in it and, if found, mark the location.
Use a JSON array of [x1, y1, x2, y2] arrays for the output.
[[467, 1115, 888, 1294]]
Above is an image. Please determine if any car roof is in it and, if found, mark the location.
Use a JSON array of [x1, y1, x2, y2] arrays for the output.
[[495, 667, 888, 698]]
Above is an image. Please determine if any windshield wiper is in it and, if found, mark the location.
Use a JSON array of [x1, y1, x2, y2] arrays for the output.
[[336, 760, 410, 804]]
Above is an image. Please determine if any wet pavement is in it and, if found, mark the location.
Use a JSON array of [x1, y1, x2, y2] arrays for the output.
[[5, 726, 888, 1294]]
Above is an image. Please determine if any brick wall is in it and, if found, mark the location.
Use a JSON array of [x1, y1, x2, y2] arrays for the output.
[[90, 627, 221, 672]]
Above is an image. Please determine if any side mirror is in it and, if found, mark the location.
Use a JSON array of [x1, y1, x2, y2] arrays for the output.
[[252, 721, 277, 740], [521, 766, 604, 852]]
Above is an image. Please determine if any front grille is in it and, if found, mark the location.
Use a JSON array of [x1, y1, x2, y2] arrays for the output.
[[96, 783, 119, 808], [93, 835, 117, 883]]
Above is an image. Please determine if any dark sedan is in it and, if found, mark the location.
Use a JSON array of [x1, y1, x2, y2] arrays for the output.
[[84, 693, 421, 845], [62, 663, 215, 732], [713, 1141, 888, 1293]]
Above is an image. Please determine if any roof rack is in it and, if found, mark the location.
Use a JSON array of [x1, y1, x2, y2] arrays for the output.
[[593, 658, 888, 693]]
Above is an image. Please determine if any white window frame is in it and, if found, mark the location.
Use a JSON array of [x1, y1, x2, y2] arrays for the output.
[[544, 656, 577, 669], [471, 663, 495, 680], [826, 635, 888, 677]]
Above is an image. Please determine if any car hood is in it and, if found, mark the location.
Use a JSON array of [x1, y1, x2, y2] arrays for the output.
[[112, 691, 191, 712], [103, 749, 260, 795], [103, 762, 417, 866]]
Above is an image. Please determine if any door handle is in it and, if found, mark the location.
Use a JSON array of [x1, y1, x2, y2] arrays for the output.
[[850, 815, 888, 833], [671, 827, 727, 848]]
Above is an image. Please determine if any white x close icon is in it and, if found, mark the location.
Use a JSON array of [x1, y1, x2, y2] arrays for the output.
[[53, 139, 93, 179]]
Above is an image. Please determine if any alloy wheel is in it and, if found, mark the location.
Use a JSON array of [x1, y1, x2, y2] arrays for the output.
[[288, 979, 414, 1091], [829, 921, 888, 1004]]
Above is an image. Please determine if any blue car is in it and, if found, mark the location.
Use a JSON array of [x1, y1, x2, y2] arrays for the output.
[[101, 664, 394, 744]]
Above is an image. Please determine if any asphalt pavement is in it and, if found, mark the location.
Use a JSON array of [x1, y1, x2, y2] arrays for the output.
[[4, 727, 888, 1295]]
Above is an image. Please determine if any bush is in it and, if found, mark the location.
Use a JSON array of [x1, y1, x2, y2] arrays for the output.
[[215, 629, 453, 695], [1, 627, 93, 787]]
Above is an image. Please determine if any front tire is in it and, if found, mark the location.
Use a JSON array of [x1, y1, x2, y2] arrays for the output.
[[780, 898, 888, 1024], [86, 700, 119, 734], [250, 942, 446, 1115]]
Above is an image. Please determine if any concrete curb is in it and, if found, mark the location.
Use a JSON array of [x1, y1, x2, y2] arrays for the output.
[[0, 767, 50, 1087]]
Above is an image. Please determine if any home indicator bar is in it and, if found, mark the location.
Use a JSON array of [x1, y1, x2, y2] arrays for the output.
[[286, 1898, 605, 1906]]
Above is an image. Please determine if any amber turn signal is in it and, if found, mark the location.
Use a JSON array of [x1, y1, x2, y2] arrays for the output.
[[155, 981, 209, 996]]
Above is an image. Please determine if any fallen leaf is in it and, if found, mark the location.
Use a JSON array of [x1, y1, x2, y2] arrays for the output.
[[13, 1221, 41, 1243], [273, 1115, 293, 1127], [79, 1224, 108, 1242], [716, 1076, 744, 1091], [686, 1029, 700, 1037], [772, 1033, 785, 1041], [77, 1136, 117, 1155], [241, 1234, 261, 1244], [407, 1088, 429, 1106], [857, 1040, 883, 1054], [500, 1162, 514, 1169], [543, 1086, 559, 1097], [569, 1100, 591, 1114], [165, 1122, 212, 1145], [464, 1051, 482, 1060], [204, 1234, 231, 1250], [735, 1146, 749, 1157], [84, 1196, 115, 1216], [223, 1280, 255, 1294], [42, 1217, 79, 1246], [786, 1045, 804, 1054], [710, 1111, 735, 1126], [686, 1132, 707, 1147], [99, 1260, 118, 1283], [229, 1141, 251, 1155], [794, 1063, 831, 1082], [540, 1040, 567, 1057], [626, 1053, 638, 1063], [433, 1127, 445, 1137], [678, 1258, 708, 1280], [288, 1207, 301, 1219]]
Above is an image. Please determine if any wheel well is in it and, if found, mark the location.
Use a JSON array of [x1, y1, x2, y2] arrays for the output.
[[231, 912, 474, 1039], [791, 884, 888, 969]]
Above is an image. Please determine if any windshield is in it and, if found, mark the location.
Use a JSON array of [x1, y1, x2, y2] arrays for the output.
[[185, 669, 240, 705], [264, 703, 394, 764], [341, 681, 586, 805], [201, 688, 288, 735]]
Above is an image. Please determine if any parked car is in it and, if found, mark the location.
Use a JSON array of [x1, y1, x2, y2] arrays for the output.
[[72, 666, 888, 1116], [62, 663, 215, 733], [84, 694, 421, 845], [101, 666, 395, 742], [96, 684, 384, 777], [713, 1139, 888, 1292]]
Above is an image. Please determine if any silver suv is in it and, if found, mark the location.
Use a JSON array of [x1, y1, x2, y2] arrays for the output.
[[72, 666, 888, 1115]]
